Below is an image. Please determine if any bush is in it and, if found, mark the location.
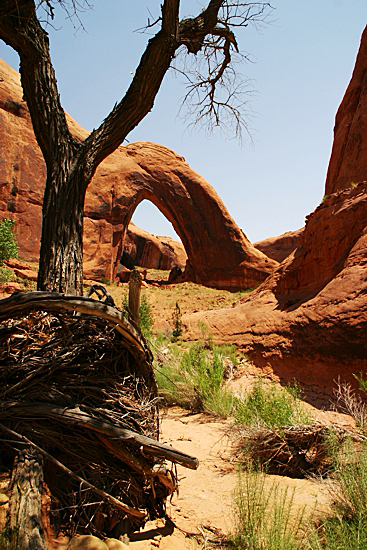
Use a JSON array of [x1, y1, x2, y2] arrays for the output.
[[232, 465, 309, 549], [154, 336, 237, 417], [0, 219, 18, 266], [234, 378, 311, 430], [0, 267, 12, 284], [122, 293, 153, 339], [308, 438, 367, 549]]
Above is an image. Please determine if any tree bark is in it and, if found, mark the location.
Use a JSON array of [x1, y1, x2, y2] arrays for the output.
[[37, 164, 90, 294], [9, 447, 47, 550]]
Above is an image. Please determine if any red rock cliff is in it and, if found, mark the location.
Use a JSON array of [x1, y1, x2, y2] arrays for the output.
[[325, 25, 367, 194], [183, 28, 367, 397]]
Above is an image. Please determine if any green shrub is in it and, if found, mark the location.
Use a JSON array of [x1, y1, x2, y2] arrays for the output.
[[306, 436, 367, 549], [139, 294, 153, 338], [172, 301, 182, 341], [0, 267, 12, 284], [234, 379, 311, 430], [232, 466, 308, 549], [154, 337, 236, 417], [0, 219, 18, 266], [122, 293, 153, 339]]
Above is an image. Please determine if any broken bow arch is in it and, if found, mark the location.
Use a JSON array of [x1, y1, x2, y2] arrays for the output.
[[89, 142, 277, 291]]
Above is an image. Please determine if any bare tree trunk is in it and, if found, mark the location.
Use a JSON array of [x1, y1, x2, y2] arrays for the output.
[[37, 165, 89, 295], [9, 447, 47, 550]]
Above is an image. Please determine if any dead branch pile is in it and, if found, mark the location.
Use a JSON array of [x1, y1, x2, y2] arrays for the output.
[[236, 424, 365, 478], [0, 292, 198, 539]]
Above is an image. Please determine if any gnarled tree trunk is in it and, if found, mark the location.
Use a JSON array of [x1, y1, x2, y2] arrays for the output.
[[9, 447, 47, 550]]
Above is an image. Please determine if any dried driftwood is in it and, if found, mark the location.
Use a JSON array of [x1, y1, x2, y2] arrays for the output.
[[0, 291, 198, 540], [236, 424, 364, 477], [5, 402, 199, 470]]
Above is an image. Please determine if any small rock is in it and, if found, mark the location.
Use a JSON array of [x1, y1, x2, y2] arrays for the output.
[[13, 267, 38, 281], [4, 259, 29, 270], [69, 535, 109, 549], [2, 281, 23, 293]]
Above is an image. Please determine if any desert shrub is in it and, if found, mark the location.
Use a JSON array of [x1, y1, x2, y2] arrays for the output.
[[139, 294, 154, 338], [307, 436, 367, 549], [0, 219, 18, 266], [0, 267, 12, 284], [122, 293, 153, 339], [232, 465, 309, 549], [171, 301, 182, 341], [334, 375, 367, 434], [234, 378, 311, 430], [154, 337, 237, 417]]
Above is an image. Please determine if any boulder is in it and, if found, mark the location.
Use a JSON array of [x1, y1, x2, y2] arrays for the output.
[[0, 59, 277, 291], [13, 267, 38, 281], [325, 25, 367, 194]]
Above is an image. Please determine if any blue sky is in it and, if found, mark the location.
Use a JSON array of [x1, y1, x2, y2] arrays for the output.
[[1, 1, 366, 243]]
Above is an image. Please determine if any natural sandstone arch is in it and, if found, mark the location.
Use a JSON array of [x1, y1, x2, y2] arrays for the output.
[[90, 142, 278, 290], [0, 60, 277, 290]]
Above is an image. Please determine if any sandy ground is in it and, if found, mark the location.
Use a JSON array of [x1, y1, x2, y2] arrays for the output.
[[1, 403, 341, 550], [117, 405, 336, 549], [0, 269, 356, 548]]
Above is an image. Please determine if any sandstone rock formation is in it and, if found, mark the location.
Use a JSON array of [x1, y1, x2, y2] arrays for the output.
[[254, 229, 303, 263], [0, 59, 277, 291], [183, 27, 367, 396], [124, 223, 187, 270], [325, 25, 367, 195], [183, 183, 367, 397]]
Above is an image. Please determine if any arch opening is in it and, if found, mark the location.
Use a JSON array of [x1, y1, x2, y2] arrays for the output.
[[119, 199, 188, 279], [131, 200, 182, 242]]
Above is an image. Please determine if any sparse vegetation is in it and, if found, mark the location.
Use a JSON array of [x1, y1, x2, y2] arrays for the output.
[[334, 374, 367, 434], [307, 437, 367, 549], [0, 267, 12, 285], [234, 378, 312, 431], [232, 465, 309, 549], [154, 332, 237, 417], [0, 219, 18, 266]]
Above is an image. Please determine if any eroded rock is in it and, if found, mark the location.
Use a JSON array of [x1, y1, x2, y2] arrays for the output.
[[325, 25, 367, 194], [254, 228, 303, 263]]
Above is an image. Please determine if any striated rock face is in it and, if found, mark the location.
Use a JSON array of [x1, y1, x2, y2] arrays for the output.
[[325, 25, 367, 194], [254, 229, 303, 263], [183, 28, 367, 396], [0, 59, 277, 290], [183, 183, 367, 396], [124, 223, 187, 270]]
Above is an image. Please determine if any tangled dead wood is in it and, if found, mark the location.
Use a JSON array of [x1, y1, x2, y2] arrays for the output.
[[235, 424, 365, 478], [0, 291, 198, 540]]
